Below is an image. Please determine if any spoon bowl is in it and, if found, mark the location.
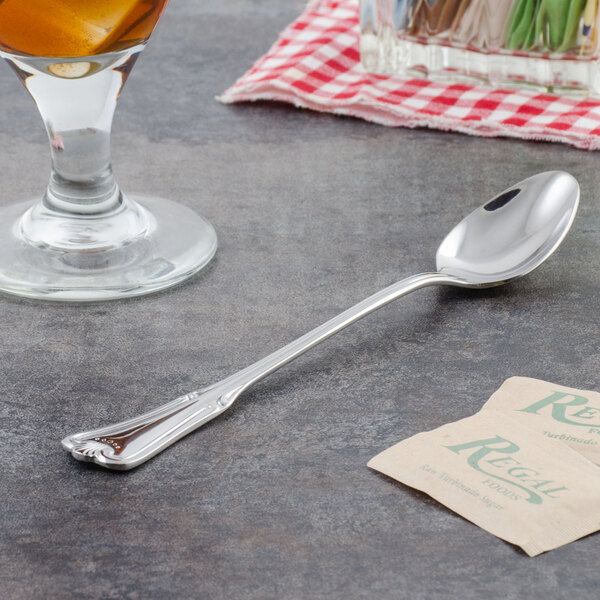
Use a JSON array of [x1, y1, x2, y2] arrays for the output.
[[436, 171, 579, 285]]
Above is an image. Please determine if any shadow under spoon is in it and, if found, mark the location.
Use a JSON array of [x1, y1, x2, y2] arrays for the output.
[[62, 171, 580, 470]]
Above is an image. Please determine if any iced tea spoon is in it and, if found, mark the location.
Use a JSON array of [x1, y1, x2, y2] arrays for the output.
[[62, 171, 579, 470]]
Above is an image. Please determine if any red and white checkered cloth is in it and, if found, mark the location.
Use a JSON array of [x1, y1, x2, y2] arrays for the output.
[[220, 0, 600, 150]]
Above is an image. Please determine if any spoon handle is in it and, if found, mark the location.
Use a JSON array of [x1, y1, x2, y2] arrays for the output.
[[62, 271, 461, 470], [224, 272, 460, 391]]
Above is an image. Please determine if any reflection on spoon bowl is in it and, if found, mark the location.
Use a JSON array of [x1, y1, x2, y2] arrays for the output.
[[437, 171, 579, 286]]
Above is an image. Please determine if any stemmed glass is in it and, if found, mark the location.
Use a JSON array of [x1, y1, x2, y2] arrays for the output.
[[0, 0, 217, 301]]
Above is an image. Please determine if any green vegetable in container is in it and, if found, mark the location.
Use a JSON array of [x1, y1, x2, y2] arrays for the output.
[[506, 0, 540, 49], [506, 0, 588, 52], [537, 0, 587, 51]]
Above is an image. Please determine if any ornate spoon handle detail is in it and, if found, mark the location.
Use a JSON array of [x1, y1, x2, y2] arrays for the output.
[[61, 386, 240, 470], [62, 272, 468, 470]]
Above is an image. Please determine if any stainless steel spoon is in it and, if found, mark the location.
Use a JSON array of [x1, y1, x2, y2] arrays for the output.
[[62, 171, 580, 470]]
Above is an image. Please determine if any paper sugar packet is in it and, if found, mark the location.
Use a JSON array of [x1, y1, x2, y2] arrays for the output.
[[368, 410, 600, 556], [482, 377, 600, 465]]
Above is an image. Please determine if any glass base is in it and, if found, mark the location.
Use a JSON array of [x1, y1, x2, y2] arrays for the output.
[[0, 195, 217, 302]]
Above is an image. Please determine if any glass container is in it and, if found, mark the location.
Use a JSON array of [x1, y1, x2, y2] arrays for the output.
[[360, 0, 600, 95]]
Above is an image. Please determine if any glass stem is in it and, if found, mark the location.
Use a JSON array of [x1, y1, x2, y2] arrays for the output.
[[9, 50, 141, 215], [45, 111, 119, 215]]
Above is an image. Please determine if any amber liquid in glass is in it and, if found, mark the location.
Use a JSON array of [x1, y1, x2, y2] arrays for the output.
[[0, 0, 169, 57]]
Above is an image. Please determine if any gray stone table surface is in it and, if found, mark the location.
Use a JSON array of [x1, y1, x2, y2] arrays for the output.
[[1, 1, 599, 599]]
